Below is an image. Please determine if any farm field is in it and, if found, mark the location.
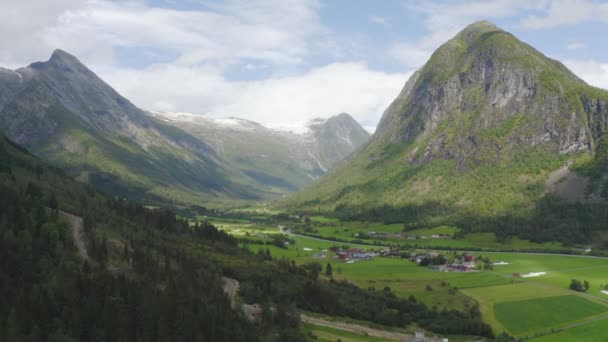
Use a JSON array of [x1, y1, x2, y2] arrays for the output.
[[529, 318, 608, 342], [303, 218, 566, 251], [495, 295, 607, 337], [212, 217, 608, 340]]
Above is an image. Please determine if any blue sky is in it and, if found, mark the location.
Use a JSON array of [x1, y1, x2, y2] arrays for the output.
[[1, 0, 607, 130]]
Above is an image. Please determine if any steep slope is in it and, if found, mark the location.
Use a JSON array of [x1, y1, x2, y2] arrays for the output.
[[152, 112, 370, 193], [0, 50, 265, 206], [286, 21, 608, 237]]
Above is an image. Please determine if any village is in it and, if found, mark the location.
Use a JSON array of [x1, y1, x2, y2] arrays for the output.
[[313, 244, 487, 272]]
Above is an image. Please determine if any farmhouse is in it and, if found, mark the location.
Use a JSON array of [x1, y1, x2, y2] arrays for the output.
[[334, 247, 374, 260], [380, 246, 401, 257]]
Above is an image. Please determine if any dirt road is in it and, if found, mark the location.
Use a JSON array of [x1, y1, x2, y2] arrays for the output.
[[301, 314, 412, 341]]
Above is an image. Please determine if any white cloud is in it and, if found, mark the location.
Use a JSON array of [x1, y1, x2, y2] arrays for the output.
[[370, 15, 387, 25], [567, 42, 585, 50], [562, 59, 608, 90], [0, 0, 408, 127], [389, 0, 548, 68], [103, 61, 409, 126], [0, 0, 327, 69], [521, 1, 589, 29], [0, 0, 408, 126], [388, 43, 433, 69], [521, 0, 608, 29], [0, 0, 87, 68]]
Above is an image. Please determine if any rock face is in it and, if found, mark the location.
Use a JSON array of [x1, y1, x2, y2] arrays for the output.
[[152, 112, 370, 192], [375, 21, 606, 167], [0, 50, 262, 205], [286, 21, 608, 214], [308, 113, 371, 170]]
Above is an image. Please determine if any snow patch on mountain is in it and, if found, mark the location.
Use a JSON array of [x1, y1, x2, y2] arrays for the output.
[[266, 118, 327, 135]]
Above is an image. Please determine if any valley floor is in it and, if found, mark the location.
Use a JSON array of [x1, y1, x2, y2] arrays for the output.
[[207, 214, 608, 341]]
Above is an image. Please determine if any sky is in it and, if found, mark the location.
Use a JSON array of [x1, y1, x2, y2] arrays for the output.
[[1, 0, 608, 131]]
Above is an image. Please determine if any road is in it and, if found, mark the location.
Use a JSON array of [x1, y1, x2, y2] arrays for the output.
[[301, 314, 412, 341]]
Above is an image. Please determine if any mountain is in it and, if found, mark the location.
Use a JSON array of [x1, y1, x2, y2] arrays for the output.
[[0, 50, 370, 206], [285, 21, 608, 241], [0, 50, 290, 206], [152, 112, 370, 193]]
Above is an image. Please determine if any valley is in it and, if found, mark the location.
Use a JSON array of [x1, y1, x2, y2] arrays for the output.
[[206, 212, 608, 341], [0, 5, 607, 341]]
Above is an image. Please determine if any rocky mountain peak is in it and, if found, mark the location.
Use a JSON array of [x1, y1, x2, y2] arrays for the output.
[[457, 20, 499, 43], [49, 49, 81, 64], [326, 112, 358, 124], [374, 20, 608, 167]]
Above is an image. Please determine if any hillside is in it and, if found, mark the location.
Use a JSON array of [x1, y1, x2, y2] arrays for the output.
[[285, 21, 608, 243], [152, 112, 370, 193]]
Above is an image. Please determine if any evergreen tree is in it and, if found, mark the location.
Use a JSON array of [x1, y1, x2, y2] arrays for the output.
[[325, 263, 333, 278]]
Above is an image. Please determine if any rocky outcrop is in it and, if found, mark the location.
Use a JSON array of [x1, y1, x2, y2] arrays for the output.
[[374, 21, 607, 168]]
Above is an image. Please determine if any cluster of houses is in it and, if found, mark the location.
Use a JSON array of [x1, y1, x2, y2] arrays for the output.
[[412, 252, 478, 272], [357, 231, 452, 240], [329, 246, 403, 261], [334, 247, 375, 260]]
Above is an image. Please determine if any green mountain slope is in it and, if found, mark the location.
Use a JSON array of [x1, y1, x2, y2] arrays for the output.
[[0, 50, 270, 207], [285, 21, 608, 242]]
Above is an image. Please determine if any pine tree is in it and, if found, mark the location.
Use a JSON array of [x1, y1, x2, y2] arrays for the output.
[[325, 263, 333, 278]]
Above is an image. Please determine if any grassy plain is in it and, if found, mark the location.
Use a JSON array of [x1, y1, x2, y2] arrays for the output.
[[212, 216, 608, 339], [494, 295, 607, 337], [529, 318, 608, 342], [306, 220, 564, 251]]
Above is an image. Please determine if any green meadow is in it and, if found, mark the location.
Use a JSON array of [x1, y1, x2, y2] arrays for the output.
[[304, 219, 565, 251], [215, 218, 608, 340], [495, 295, 607, 337], [529, 318, 608, 342]]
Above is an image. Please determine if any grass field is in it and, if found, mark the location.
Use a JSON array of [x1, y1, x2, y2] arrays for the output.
[[306, 219, 565, 251], [494, 295, 607, 337], [529, 318, 608, 342], [213, 217, 608, 339]]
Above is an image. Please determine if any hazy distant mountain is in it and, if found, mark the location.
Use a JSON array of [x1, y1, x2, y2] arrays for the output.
[[0, 50, 370, 205], [152, 112, 370, 192], [0, 49, 268, 206], [286, 21, 608, 224]]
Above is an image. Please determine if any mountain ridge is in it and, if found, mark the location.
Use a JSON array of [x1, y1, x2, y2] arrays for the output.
[[0, 49, 267, 206], [0, 49, 370, 206]]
